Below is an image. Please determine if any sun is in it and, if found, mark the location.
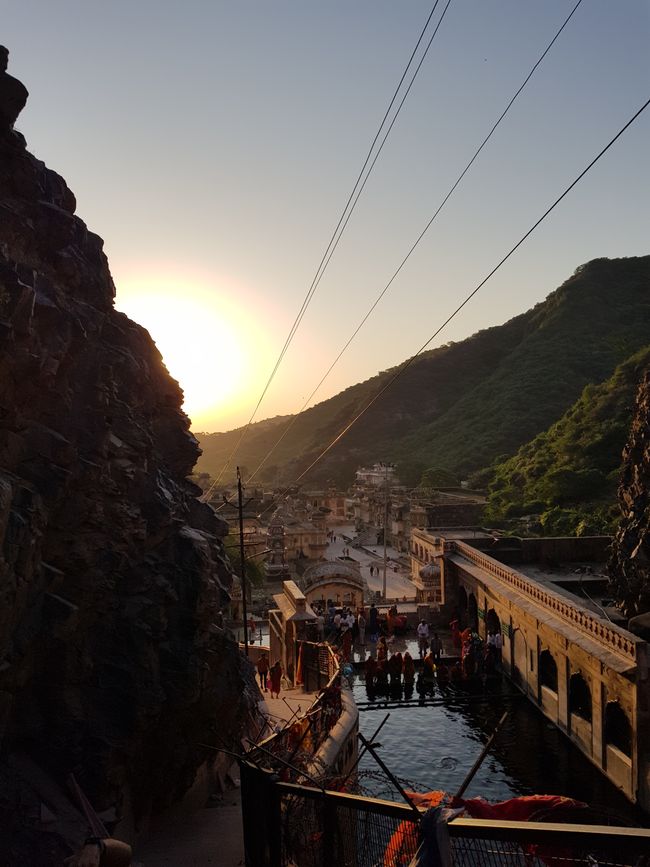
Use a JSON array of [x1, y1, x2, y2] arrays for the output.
[[114, 275, 247, 428]]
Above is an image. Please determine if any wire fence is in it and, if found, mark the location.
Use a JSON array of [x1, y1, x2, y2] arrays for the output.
[[240, 766, 650, 867]]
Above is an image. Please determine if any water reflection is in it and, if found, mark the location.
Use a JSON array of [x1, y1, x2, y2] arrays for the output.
[[353, 674, 647, 826]]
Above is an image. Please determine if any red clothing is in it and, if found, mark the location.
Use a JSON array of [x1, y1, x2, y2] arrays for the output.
[[270, 663, 282, 693]]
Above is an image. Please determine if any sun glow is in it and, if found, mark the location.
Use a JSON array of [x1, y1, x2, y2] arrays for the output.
[[114, 273, 263, 431]]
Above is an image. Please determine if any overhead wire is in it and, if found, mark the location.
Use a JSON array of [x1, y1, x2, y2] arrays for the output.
[[244, 0, 584, 486], [273, 95, 650, 494], [202, 0, 451, 500]]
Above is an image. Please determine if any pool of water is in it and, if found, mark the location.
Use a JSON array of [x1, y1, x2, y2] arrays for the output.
[[353, 674, 647, 826]]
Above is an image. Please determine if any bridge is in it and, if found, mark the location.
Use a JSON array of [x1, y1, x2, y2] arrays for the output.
[[431, 533, 649, 810]]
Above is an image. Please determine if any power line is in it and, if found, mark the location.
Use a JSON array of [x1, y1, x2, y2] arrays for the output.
[[203, 0, 451, 498], [289, 95, 650, 485], [244, 0, 584, 486]]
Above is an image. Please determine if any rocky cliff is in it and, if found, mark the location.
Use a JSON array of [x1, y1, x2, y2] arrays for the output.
[[609, 369, 650, 618], [0, 48, 255, 861]]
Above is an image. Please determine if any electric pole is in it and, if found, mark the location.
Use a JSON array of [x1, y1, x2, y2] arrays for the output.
[[382, 462, 389, 601], [237, 466, 249, 658]]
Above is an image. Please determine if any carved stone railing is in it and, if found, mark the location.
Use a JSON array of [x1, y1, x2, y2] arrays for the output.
[[451, 541, 639, 663]]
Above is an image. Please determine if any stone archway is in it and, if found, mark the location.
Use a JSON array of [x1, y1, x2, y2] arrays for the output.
[[539, 649, 558, 693], [512, 628, 527, 687], [569, 673, 592, 722], [605, 701, 631, 756], [486, 608, 501, 636], [468, 593, 478, 631]]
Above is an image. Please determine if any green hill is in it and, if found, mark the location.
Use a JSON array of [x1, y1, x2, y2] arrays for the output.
[[196, 256, 650, 487], [483, 345, 650, 535]]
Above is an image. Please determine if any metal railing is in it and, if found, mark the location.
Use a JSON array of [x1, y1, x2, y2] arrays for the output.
[[251, 643, 342, 773], [240, 766, 650, 867]]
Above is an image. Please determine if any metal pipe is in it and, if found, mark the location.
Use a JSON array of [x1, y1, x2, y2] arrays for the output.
[[244, 738, 325, 791], [358, 732, 421, 820], [237, 467, 249, 658], [454, 710, 508, 799]]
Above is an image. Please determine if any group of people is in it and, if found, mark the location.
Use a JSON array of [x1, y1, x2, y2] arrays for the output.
[[365, 649, 416, 689], [450, 618, 503, 678], [255, 652, 283, 698], [416, 620, 443, 660]]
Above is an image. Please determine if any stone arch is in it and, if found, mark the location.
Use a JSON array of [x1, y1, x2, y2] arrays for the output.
[[569, 673, 592, 722], [512, 628, 527, 686], [605, 701, 631, 756], [468, 593, 478, 630], [486, 608, 501, 636], [539, 649, 558, 693]]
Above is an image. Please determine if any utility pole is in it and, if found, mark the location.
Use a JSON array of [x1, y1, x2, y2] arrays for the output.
[[237, 466, 249, 658], [382, 462, 389, 601]]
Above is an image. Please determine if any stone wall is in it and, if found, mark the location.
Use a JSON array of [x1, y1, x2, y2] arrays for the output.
[[0, 49, 256, 860], [610, 368, 650, 617]]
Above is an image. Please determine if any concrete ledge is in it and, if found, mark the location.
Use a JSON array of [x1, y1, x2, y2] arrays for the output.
[[606, 744, 633, 797], [309, 683, 359, 779]]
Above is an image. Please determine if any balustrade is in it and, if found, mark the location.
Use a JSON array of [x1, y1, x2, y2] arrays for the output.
[[451, 541, 637, 662]]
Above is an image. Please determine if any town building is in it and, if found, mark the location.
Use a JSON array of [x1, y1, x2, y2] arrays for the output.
[[300, 560, 365, 611], [263, 499, 328, 581], [303, 489, 349, 524], [268, 580, 317, 684]]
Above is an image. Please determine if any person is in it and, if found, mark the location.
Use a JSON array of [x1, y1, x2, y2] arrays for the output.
[[422, 651, 436, 681], [269, 661, 283, 699], [377, 635, 387, 662], [375, 660, 388, 691], [357, 611, 366, 646], [388, 651, 402, 685], [248, 617, 256, 643], [493, 628, 503, 667], [436, 662, 450, 687], [417, 620, 430, 658], [430, 632, 443, 662], [368, 603, 378, 642], [333, 609, 342, 636], [402, 651, 415, 684], [257, 652, 269, 691]]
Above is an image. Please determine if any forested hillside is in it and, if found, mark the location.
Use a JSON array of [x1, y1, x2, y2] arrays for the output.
[[483, 346, 650, 535], [196, 256, 650, 488]]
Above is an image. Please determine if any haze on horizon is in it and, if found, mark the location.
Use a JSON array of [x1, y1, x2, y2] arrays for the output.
[[4, 0, 649, 434]]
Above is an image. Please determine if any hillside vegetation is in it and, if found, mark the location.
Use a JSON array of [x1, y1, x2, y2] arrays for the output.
[[196, 256, 650, 489], [483, 346, 650, 535]]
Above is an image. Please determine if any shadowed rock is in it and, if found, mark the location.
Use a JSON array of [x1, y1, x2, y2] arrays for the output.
[[0, 46, 28, 132], [609, 368, 650, 617]]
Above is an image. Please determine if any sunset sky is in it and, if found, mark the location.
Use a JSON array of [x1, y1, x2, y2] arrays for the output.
[[5, 1, 649, 433]]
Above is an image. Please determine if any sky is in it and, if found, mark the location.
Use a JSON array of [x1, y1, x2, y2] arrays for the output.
[[4, 1, 649, 434]]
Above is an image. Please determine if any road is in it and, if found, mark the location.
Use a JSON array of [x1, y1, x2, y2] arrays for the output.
[[325, 525, 416, 601]]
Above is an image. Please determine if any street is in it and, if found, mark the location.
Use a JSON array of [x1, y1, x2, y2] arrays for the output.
[[324, 524, 416, 601]]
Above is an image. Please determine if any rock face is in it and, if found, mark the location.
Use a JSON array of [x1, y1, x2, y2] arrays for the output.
[[609, 368, 650, 617], [0, 46, 28, 132], [0, 49, 254, 856]]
